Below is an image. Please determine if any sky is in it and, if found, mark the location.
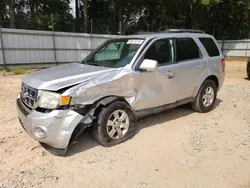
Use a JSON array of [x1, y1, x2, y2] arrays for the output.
[[70, 0, 76, 17]]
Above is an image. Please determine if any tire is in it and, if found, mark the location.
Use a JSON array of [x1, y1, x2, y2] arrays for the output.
[[191, 79, 217, 113], [93, 101, 136, 147]]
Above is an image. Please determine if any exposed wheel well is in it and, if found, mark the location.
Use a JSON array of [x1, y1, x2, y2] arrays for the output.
[[92, 96, 131, 117], [69, 96, 131, 147], [206, 75, 219, 88]]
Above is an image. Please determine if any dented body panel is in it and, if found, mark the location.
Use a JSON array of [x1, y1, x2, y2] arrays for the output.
[[23, 63, 115, 91], [62, 68, 137, 108]]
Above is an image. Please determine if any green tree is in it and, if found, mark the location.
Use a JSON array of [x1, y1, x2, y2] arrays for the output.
[[83, 0, 88, 33], [9, 0, 15, 28], [0, 0, 249, 39], [75, 0, 80, 32]]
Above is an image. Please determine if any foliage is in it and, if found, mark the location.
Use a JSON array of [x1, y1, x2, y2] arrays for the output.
[[1, 0, 74, 31], [0, 0, 249, 39], [12, 68, 33, 75]]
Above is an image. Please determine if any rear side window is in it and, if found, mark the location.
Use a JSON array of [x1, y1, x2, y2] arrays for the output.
[[176, 38, 200, 61], [199, 37, 220, 57]]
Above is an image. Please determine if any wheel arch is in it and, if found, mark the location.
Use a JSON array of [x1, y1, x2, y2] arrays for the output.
[[68, 96, 133, 148], [193, 74, 219, 98], [206, 75, 219, 88], [91, 96, 133, 117]]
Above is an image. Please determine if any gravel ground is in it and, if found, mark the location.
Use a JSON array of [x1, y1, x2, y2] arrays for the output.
[[0, 61, 250, 188]]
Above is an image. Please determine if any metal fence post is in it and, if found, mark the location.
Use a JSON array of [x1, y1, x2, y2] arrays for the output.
[[119, 21, 122, 35], [0, 27, 6, 70], [91, 18, 93, 51], [246, 40, 249, 57], [52, 15, 57, 65], [221, 40, 225, 56]]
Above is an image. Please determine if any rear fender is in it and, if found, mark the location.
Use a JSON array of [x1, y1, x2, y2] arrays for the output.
[[192, 74, 219, 98]]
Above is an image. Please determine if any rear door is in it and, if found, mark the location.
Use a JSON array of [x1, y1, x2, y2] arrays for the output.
[[198, 37, 225, 89], [175, 37, 208, 100]]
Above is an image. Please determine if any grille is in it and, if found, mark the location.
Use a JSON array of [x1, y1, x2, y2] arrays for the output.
[[20, 83, 38, 109]]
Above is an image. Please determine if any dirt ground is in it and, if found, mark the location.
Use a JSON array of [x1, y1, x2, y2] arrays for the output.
[[0, 61, 250, 188]]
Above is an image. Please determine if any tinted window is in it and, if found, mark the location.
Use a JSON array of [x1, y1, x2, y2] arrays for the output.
[[176, 38, 200, 61], [199, 37, 220, 57], [144, 39, 175, 65]]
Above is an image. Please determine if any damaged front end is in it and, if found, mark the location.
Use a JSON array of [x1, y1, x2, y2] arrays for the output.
[[17, 66, 136, 156], [16, 37, 146, 155], [55, 69, 136, 155]]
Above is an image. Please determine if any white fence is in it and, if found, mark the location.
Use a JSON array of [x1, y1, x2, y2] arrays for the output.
[[0, 28, 249, 68], [0, 28, 116, 67], [217, 40, 250, 57]]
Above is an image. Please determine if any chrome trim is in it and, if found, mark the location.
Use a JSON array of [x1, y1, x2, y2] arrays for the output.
[[20, 83, 38, 109]]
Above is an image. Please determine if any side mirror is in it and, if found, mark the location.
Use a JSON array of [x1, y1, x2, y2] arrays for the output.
[[139, 59, 158, 72]]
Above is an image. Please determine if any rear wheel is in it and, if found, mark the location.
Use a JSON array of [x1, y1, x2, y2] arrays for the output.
[[93, 101, 136, 147], [191, 79, 217, 113]]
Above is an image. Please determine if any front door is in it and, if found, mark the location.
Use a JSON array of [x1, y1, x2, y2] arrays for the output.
[[133, 38, 180, 111]]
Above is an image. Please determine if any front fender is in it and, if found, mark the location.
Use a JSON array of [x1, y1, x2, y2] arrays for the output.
[[62, 69, 136, 108]]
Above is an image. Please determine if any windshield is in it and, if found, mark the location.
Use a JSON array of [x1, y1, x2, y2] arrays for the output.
[[83, 38, 144, 68]]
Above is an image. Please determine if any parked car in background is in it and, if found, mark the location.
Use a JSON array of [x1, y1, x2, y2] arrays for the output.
[[16, 29, 225, 155]]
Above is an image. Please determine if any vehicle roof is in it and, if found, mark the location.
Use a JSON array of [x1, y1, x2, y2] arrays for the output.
[[119, 32, 213, 40]]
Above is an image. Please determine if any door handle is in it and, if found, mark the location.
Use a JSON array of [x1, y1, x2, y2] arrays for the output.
[[166, 71, 175, 79], [198, 64, 204, 69]]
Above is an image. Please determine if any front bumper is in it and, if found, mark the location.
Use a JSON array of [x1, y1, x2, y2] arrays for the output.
[[16, 97, 84, 149]]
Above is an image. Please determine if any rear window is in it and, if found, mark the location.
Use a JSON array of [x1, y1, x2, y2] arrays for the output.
[[176, 38, 200, 62], [199, 37, 220, 57]]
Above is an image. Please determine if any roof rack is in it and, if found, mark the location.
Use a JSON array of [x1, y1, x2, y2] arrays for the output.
[[134, 29, 205, 35], [135, 32, 158, 34], [165, 29, 205, 34]]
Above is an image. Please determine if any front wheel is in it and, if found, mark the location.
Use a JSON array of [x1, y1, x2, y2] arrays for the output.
[[191, 79, 217, 113], [93, 101, 136, 147]]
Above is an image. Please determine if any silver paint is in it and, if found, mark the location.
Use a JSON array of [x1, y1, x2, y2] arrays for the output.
[[22, 63, 114, 91], [17, 95, 84, 149], [106, 110, 130, 139], [202, 86, 215, 107], [17, 32, 225, 149]]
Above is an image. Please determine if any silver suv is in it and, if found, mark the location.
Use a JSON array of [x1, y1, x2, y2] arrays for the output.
[[16, 30, 225, 155]]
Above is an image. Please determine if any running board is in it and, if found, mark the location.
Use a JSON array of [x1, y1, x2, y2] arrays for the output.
[[135, 97, 194, 118]]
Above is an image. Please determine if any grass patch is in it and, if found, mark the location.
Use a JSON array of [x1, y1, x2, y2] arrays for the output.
[[12, 68, 34, 75]]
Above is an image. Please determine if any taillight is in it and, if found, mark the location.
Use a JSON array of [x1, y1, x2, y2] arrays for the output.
[[222, 58, 225, 72]]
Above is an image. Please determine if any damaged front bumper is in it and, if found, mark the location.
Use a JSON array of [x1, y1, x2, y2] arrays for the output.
[[16, 97, 91, 155]]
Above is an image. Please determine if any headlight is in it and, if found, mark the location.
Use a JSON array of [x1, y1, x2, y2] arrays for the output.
[[38, 91, 71, 109]]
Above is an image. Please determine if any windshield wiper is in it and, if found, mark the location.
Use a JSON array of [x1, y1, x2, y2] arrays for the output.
[[86, 62, 101, 67], [81, 60, 100, 66], [79, 60, 87, 64]]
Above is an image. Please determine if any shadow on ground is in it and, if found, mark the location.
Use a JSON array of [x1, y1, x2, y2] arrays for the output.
[[244, 77, 250, 81], [66, 99, 222, 157]]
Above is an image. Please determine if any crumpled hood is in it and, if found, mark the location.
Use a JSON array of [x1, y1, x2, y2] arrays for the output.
[[22, 63, 118, 91]]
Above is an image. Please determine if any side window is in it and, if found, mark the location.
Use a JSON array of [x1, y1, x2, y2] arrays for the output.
[[144, 39, 175, 65], [199, 37, 220, 57], [176, 38, 200, 62]]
